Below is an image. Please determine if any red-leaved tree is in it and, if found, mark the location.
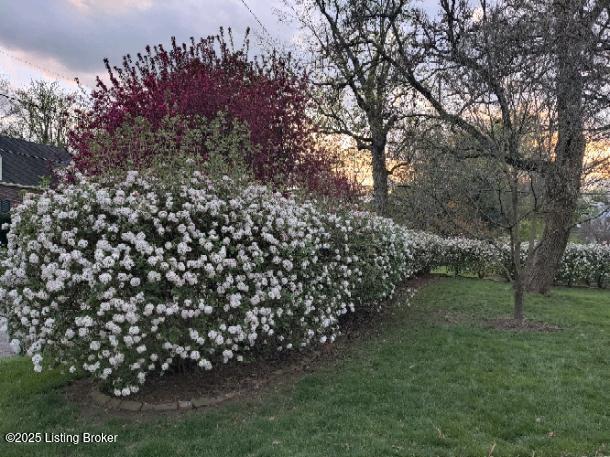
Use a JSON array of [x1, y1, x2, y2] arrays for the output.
[[70, 30, 357, 197]]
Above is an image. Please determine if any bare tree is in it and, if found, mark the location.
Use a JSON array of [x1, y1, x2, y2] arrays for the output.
[[288, 0, 416, 214], [373, 0, 610, 293], [403, 118, 542, 320], [0, 80, 80, 148], [0, 76, 13, 128]]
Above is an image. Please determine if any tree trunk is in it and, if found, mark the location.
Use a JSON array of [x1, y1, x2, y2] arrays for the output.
[[513, 276, 525, 321], [525, 1, 586, 294], [524, 177, 581, 293], [509, 169, 525, 321], [371, 138, 389, 215]]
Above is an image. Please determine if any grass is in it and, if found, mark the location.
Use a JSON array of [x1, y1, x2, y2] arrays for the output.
[[0, 277, 608, 457]]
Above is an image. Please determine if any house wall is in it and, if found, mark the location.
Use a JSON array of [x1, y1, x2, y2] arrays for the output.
[[0, 184, 40, 209], [0, 185, 24, 207]]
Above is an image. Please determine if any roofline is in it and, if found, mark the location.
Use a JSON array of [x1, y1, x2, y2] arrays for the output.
[[0, 181, 41, 191], [0, 134, 70, 152], [0, 145, 71, 163]]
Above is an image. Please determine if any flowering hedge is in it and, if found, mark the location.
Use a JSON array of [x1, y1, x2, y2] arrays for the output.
[[408, 232, 610, 288], [0, 170, 607, 396], [0, 171, 417, 396], [548, 243, 610, 288]]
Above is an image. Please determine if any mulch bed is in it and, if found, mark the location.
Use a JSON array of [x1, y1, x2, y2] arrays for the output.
[[65, 275, 436, 415], [483, 317, 562, 332], [118, 349, 323, 404], [66, 346, 333, 419], [431, 311, 562, 333]]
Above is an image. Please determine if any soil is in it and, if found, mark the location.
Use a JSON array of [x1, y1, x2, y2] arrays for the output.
[[483, 317, 562, 332], [118, 349, 320, 404]]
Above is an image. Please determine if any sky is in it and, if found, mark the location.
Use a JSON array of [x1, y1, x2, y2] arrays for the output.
[[0, 0, 296, 91], [0, 0, 438, 92]]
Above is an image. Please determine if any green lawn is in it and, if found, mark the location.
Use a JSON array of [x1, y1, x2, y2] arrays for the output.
[[1, 277, 608, 457]]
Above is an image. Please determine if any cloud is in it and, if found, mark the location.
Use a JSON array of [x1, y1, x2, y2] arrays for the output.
[[0, 0, 438, 89], [67, 0, 155, 15], [0, 0, 293, 87]]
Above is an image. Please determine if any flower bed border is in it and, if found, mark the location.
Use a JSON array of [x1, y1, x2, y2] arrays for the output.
[[90, 387, 238, 412], [88, 354, 319, 413]]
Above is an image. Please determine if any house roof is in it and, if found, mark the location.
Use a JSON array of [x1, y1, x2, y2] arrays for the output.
[[0, 135, 72, 187]]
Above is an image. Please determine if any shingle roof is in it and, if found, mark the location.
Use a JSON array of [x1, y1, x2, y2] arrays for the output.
[[0, 135, 72, 187]]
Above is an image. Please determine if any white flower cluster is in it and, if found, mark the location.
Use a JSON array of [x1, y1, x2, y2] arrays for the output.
[[555, 243, 610, 288], [406, 232, 498, 278], [408, 231, 610, 287], [0, 171, 418, 396]]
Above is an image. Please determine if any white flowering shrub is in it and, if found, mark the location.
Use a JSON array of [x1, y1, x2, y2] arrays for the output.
[[0, 167, 607, 396], [554, 243, 610, 288], [408, 231, 610, 287], [0, 170, 418, 396]]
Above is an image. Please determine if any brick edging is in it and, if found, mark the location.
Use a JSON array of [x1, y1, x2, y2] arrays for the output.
[[88, 358, 316, 413], [90, 388, 238, 412]]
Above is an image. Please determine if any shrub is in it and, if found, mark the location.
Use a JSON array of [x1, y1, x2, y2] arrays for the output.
[[69, 32, 357, 198], [408, 231, 610, 287], [0, 166, 413, 396], [555, 243, 610, 288], [1, 168, 606, 396], [0, 213, 10, 245], [76, 113, 253, 182]]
